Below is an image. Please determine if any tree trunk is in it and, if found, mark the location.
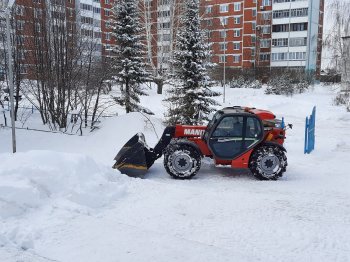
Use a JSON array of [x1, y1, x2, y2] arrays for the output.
[[125, 80, 130, 113], [157, 81, 163, 94]]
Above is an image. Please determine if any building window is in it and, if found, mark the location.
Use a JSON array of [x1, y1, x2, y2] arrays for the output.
[[272, 24, 289, 32], [19, 65, 27, 74], [206, 19, 213, 26], [220, 17, 228, 26], [16, 5, 25, 16], [206, 31, 212, 39], [252, 22, 256, 31], [261, 12, 271, 20], [159, 22, 171, 29], [68, 8, 74, 16], [291, 8, 308, 17], [234, 2, 241, 11], [35, 23, 41, 33], [251, 48, 255, 56], [272, 52, 288, 61], [105, 10, 110, 16], [290, 23, 308, 31], [272, 38, 288, 47], [205, 6, 212, 14], [219, 55, 227, 63], [234, 29, 240, 37], [81, 16, 93, 24], [220, 42, 227, 51], [80, 3, 92, 11], [233, 42, 240, 50], [234, 16, 241, 24], [81, 29, 93, 37], [261, 25, 271, 34], [220, 30, 227, 38], [252, 9, 257, 17], [262, 0, 271, 6], [251, 35, 256, 43], [289, 52, 306, 60], [271, 52, 307, 61], [105, 0, 110, 3], [106, 33, 111, 40], [17, 20, 25, 31], [34, 9, 43, 18], [273, 10, 290, 19], [93, 7, 101, 13], [94, 31, 102, 38], [260, 39, 270, 48], [260, 53, 270, 61], [289, 37, 307, 46], [158, 10, 170, 17], [16, 35, 25, 45], [220, 4, 229, 13], [233, 55, 240, 63]]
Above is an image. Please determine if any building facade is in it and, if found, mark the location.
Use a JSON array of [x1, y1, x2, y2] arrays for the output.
[[1, 0, 324, 79], [202, 0, 324, 77]]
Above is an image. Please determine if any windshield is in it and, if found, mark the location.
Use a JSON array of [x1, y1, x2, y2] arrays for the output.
[[203, 111, 223, 141]]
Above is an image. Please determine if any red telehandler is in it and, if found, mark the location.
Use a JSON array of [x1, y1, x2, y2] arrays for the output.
[[113, 106, 290, 180]]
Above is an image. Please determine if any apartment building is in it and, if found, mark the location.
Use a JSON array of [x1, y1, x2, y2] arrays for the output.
[[202, 0, 324, 77], [1, 0, 324, 79], [76, 0, 103, 58], [271, 0, 324, 76], [0, 0, 105, 79]]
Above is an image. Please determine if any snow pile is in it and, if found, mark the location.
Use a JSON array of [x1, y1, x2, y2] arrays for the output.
[[0, 150, 126, 218], [0, 150, 126, 250]]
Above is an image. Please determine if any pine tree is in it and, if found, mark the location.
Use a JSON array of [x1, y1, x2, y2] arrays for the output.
[[165, 0, 219, 125], [112, 0, 150, 113]]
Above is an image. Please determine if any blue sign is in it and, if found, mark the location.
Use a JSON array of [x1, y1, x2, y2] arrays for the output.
[[304, 106, 316, 154]]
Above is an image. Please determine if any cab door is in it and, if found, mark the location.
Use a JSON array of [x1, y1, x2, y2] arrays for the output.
[[208, 116, 244, 160], [208, 115, 263, 160]]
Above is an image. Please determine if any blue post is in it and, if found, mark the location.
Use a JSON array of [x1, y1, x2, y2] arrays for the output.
[[304, 116, 309, 154], [281, 117, 285, 129]]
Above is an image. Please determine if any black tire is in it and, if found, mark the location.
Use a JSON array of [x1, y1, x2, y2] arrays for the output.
[[249, 144, 287, 180], [163, 142, 201, 179]]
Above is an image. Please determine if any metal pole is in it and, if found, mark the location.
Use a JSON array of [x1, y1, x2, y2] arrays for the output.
[[5, 5, 16, 153], [223, 28, 226, 104]]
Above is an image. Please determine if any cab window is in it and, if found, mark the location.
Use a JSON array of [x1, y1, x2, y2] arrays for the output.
[[212, 116, 244, 137]]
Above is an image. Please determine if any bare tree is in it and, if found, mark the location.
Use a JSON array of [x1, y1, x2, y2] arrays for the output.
[[324, 0, 350, 74], [18, 2, 113, 132], [139, 0, 183, 94], [0, 6, 26, 121]]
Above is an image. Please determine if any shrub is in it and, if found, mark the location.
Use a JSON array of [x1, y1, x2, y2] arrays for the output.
[[230, 74, 262, 89], [265, 70, 311, 96], [265, 73, 294, 96]]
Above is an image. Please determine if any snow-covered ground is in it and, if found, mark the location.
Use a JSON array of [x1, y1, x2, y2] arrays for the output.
[[0, 85, 349, 261]]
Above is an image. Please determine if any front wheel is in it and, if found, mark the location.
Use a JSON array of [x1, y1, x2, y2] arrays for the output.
[[249, 145, 287, 180], [164, 143, 201, 179]]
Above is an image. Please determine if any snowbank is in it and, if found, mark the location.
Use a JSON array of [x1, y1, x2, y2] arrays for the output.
[[0, 150, 125, 250]]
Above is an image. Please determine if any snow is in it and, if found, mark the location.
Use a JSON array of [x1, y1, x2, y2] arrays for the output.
[[0, 84, 350, 261]]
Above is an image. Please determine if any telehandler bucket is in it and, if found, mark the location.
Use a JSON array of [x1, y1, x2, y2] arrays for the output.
[[112, 133, 151, 178], [113, 127, 176, 178]]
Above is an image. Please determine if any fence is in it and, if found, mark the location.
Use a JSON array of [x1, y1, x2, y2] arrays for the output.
[[304, 106, 316, 154], [0, 104, 117, 135]]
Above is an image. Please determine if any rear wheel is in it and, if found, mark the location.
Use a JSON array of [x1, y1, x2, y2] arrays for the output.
[[164, 143, 201, 179], [249, 145, 287, 180]]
